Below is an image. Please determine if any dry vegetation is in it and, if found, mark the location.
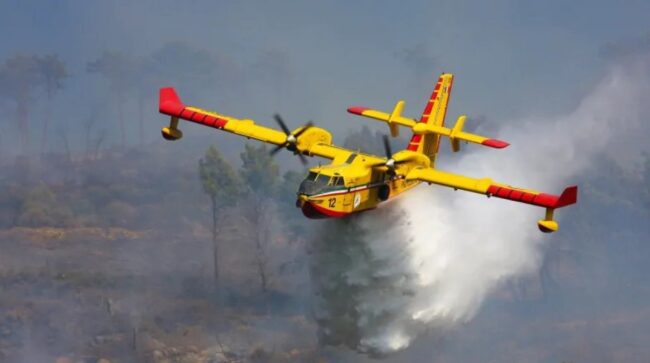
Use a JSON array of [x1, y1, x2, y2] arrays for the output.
[[0, 148, 327, 362]]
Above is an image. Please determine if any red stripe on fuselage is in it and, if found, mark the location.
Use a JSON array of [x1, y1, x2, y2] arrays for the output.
[[301, 201, 349, 219]]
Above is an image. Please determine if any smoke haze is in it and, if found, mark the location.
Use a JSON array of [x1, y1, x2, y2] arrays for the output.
[[311, 54, 650, 355], [1, 2, 649, 361]]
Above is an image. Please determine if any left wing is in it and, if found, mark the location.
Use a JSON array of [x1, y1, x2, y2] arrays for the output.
[[406, 167, 577, 232], [159, 87, 348, 161]]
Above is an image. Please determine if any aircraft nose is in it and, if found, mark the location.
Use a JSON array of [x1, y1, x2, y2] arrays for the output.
[[296, 194, 309, 208]]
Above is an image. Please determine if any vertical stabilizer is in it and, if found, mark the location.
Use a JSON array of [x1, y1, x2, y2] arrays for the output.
[[407, 73, 454, 167]]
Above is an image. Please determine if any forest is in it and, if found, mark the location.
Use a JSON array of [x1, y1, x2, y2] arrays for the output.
[[0, 44, 649, 363]]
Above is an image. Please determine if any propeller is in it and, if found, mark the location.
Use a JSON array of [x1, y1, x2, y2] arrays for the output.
[[269, 114, 314, 165], [373, 135, 410, 175]]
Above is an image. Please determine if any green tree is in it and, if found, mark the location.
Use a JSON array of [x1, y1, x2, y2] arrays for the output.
[[134, 57, 156, 146], [87, 51, 137, 149], [239, 143, 281, 292], [0, 55, 43, 151], [276, 170, 308, 237], [17, 184, 73, 227], [148, 42, 221, 93], [343, 125, 384, 156], [199, 146, 242, 285], [277, 170, 302, 202], [135, 42, 225, 146], [239, 143, 279, 195], [38, 54, 68, 154]]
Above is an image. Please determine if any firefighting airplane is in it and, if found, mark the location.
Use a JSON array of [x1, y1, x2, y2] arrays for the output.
[[158, 73, 577, 232]]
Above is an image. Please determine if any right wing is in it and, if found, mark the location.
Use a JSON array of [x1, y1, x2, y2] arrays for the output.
[[406, 167, 578, 232], [406, 167, 577, 209], [158, 87, 353, 161]]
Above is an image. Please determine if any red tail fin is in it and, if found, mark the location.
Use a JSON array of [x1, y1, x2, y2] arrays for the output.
[[555, 185, 578, 208], [407, 73, 454, 166], [159, 87, 185, 116]]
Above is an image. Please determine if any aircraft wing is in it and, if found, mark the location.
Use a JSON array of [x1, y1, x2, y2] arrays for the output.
[[406, 167, 577, 208], [158, 87, 350, 161], [406, 167, 577, 232]]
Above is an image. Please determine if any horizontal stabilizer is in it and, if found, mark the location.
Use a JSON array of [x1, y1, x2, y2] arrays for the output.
[[347, 104, 417, 130], [412, 115, 509, 152], [482, 139, 510, 148], [348, 105, 507, 152]]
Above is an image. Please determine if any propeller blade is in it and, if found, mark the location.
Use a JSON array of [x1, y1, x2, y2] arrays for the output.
[[297, 152, 308, 165], [273, 114, 291, 135], [270, 116, 314, 166], [383, 135, 393, 160], [270, 143, 286, 156], [293, 121, 314, 138]]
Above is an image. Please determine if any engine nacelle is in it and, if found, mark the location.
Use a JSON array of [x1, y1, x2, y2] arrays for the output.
[[295, 127, 332, 150]]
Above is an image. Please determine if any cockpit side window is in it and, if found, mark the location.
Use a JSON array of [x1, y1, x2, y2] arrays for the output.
[[327, 176, 345, 186], [307, 172, 319, 181]]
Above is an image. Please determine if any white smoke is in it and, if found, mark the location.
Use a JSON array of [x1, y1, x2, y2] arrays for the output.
[[312, 55, 650, 355]]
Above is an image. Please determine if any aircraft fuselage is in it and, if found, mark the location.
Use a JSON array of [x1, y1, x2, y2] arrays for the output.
[[296, 159, 420, 218]]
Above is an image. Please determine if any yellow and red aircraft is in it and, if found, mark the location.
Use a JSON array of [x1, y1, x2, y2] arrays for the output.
[[158, 73, 577, 232]]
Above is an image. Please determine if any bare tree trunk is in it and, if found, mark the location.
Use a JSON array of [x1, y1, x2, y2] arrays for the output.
[[83, 119, 92, 159], [132, 327, 138, 352], [211, 195, 220, 286], [539, 252, 558, 300], [138, 97, 144, 146], [60, 129, 72, 174], [40, 91, 52, 155], [118, 93, 126, 150], [62, 133, 70, 161], [256, 231, 269, 293], [93, 131, 105, 160], [17, 99, 29, 154], [253, 196, 269, 293]]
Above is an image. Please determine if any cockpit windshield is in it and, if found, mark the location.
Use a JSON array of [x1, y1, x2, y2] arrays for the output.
[[299, 172, 346, 196]]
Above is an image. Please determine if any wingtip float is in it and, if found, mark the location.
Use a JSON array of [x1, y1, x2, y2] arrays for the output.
[[158, 73, 577, 233]]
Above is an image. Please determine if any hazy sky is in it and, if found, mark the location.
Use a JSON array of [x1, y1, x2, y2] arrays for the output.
[[1, 3, 648, 361], [1, 0, 649, 149]]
